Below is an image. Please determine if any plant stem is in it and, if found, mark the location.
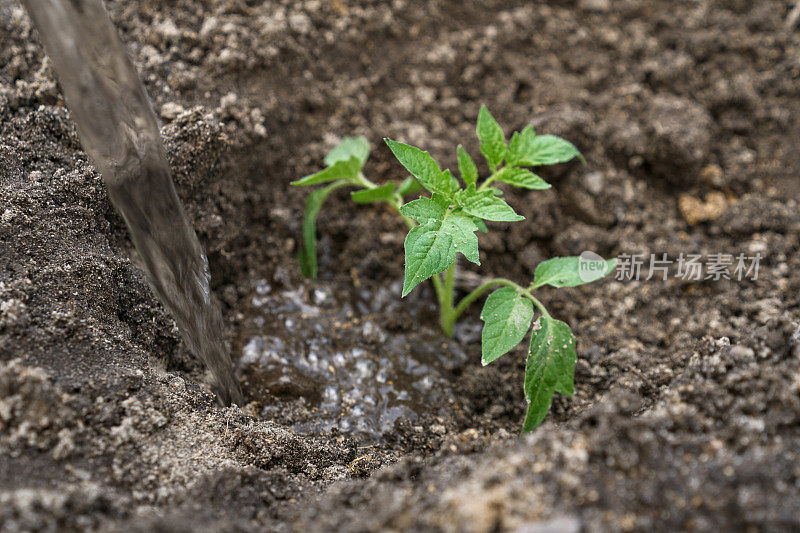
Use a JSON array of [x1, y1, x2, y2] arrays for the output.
[[478, 175, 497, 190], [446, 278, 551, 332], [478, 167, 503, 190], [525, 291, 552, 320], [451, 277, 519, 319], [443, 262, 456, 310], [431, 272, 445, 307], [355, 171, 378, 189], [440, 262, 457, 337], [356, 171, 416, 229]]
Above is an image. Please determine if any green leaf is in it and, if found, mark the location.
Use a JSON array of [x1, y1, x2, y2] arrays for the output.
[[454, 185, 524, 222], [291, 156, 361, 186], [401, 211, 480, 296], [516, 134, 584, 167], [400, 197, 446, 224], [477, 106, 507, 170], [385, 139, 459, 196], [480, 287, 534, 365], [447, 210, 480, 265], [351, 183, 396, 204], [494, 167, 551, 190], [298, 181, 349, 278], [402, 222, 455, 297], [457, 145, 478, 187], [480, 141, 507, 172], [397, 177, 423, 197], [442, 170, 459, 194], [532, 256, 616, 289], [477, 105, 505, 145], [454, 212, 488, 233], [431, 192, 451, 209], [506, 126, 536, 167], [522, 317, 576, 432], [324, 136, 370, 167]]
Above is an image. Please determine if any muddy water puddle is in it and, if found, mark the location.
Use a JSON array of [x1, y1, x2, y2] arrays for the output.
[[236, 279, 467, 439]]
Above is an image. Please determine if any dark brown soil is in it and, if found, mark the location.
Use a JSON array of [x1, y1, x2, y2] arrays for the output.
[[1, 0, 800, 531]]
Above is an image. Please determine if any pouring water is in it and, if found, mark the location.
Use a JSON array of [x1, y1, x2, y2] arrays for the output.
[[21, 0, 243, 405]]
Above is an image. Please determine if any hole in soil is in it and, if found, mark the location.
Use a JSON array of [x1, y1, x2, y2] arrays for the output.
[[236, 278, 468, 439]]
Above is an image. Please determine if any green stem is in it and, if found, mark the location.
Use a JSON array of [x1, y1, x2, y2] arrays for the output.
[[431, 272, 445, 307], [325, 179, 351, 193], [451, 277, 519, 320], [440, 262, 457, 337], [478, 167, 504, 191], [525, 291, 552, 319], [354, 171, 378, 189], [447, 278, 552, 329], [478, 175, 497, 190], [356, 171, 415, 229], [443, 262, 456, 310]]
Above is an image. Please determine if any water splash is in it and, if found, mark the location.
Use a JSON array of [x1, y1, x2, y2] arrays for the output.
[[22, 0, 242, 405]]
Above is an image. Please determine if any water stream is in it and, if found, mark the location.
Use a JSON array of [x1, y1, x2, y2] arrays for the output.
[[21, 0, 242, 405]]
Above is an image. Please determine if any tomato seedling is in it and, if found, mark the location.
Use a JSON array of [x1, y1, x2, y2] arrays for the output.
[[293, 106, 614, 431]]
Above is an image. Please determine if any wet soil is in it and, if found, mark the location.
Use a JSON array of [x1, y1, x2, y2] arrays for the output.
[[1, 0, 800, 531]]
